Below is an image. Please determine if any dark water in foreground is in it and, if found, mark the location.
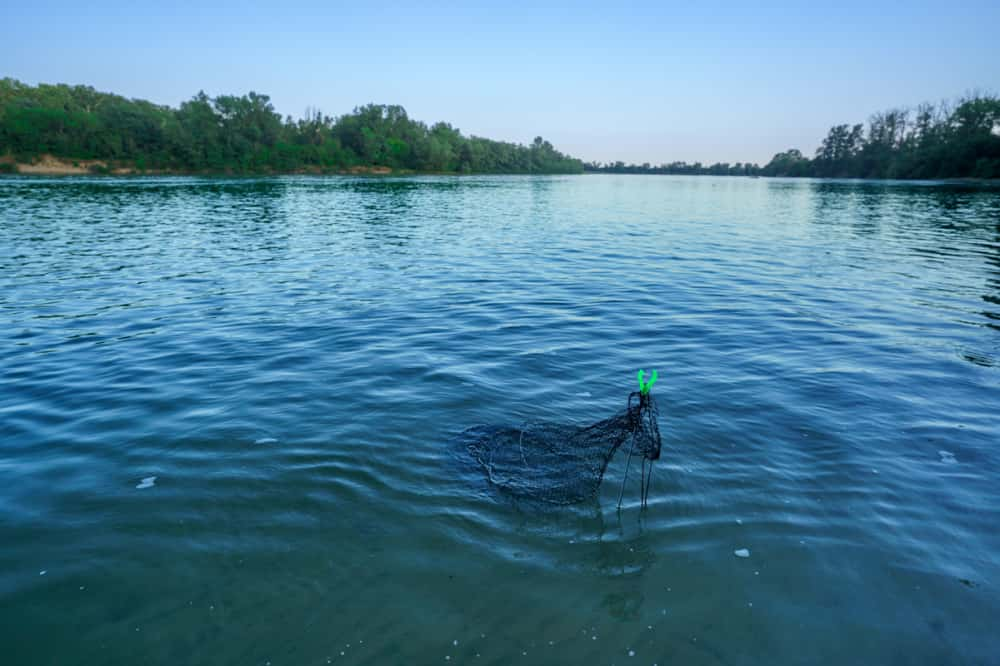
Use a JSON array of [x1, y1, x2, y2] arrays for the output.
[[2, 175, 999, 665]]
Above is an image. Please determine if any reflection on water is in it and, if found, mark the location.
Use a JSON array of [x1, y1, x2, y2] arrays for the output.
[[1, 174, 999, 664]]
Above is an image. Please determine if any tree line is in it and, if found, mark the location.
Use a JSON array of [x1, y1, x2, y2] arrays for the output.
[[762, 94, 1000, 179], [3, 80, 996, 180], [0, 79, 583, 174], [584, 161, 761, 176], [586, 93, 1000, 180]]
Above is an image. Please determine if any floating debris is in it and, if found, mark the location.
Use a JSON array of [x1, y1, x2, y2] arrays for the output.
[[938, 450, 957, 464], [734, 548, 750, 558], [628, 649, 635, 656], [577, 392, 592, 397], [39, 570, 46, 576], [136, 476, 157, 489], [255, 437, 278, 444]]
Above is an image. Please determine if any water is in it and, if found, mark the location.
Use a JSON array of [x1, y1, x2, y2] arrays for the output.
[[1, 175, 998, 664]]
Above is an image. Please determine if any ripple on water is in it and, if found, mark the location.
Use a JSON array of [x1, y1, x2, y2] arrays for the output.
[[1, 175, 999, 664]]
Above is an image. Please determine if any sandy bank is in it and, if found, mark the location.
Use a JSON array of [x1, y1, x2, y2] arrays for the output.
[[0, 154, 399, 176], [1, 154, 145, 175]]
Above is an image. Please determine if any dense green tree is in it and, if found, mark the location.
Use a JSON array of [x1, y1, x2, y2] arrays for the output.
[[813, 124, 863, 177], [591, 93, 999, 181], [0, 79, 583, 175], [4, 80, 996, 180], [758, 94, 1000, 180]]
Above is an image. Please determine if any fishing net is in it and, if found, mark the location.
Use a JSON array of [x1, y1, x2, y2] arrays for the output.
[[463, 390, 662, 506]]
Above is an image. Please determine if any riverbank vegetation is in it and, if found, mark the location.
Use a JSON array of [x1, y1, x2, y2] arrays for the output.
[[584, 161, 761, 176], [0, 79, 583, 175], [763, 94, 1000, 179], [3, 80, 997, 180], [586, 94, 1000, 180]]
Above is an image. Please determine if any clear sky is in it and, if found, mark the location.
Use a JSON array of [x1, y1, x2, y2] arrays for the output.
[[4, 1, 999, 165]]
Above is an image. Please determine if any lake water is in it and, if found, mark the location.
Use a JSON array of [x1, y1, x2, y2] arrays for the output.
[[1, 175, 998, 665]]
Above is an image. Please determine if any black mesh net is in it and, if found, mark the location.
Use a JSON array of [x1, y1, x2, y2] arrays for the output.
[[463, 391, 662, 506]]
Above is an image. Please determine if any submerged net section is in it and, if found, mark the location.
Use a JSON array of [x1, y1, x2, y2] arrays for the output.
[[463, 391, 662, 505]]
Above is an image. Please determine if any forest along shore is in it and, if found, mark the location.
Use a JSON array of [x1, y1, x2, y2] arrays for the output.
[[0, 79, 584, 176], [3, 79, 997, 179]]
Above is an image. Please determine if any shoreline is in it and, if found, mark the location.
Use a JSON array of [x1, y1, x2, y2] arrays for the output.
[[0, 154, 403, 177], [1, 156, 995, 183], [0, 154, 582, 177]]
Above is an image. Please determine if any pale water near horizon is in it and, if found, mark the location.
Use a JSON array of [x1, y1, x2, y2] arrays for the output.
[[1, 174, 998, 664]]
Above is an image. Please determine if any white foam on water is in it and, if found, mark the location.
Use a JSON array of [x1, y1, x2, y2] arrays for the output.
[[255, 437, 278, 444], [39, 570, 46, 576], [577, 391, 592, 397], [136, 476, 157, 489], [938, 450, 957, 464], [628, 649, 635, 656], [734, 548, 750, 558]]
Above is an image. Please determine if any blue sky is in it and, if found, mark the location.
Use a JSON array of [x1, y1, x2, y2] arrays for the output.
[[4, 1, 999, 165]]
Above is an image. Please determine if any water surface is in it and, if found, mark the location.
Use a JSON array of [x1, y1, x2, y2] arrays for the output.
[[2, 175, 998, 664]]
